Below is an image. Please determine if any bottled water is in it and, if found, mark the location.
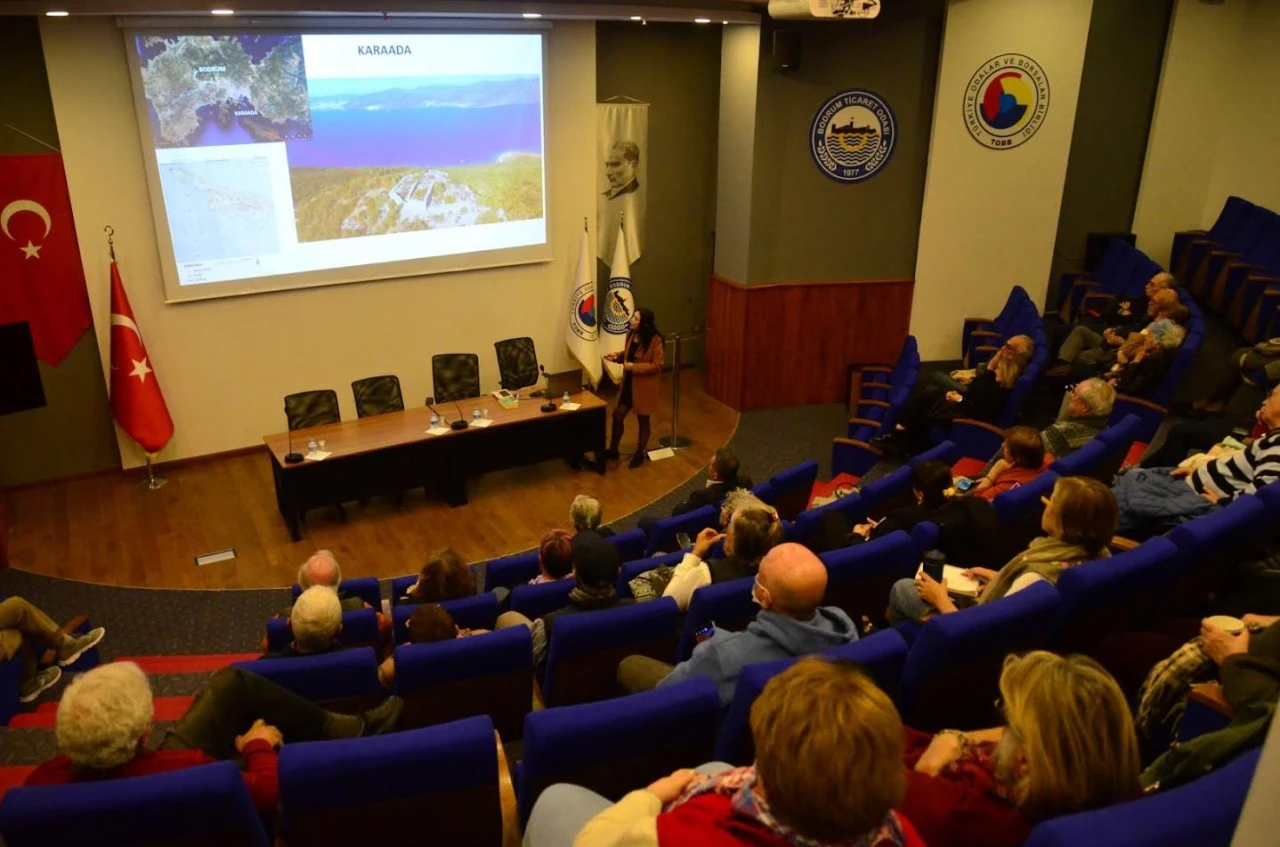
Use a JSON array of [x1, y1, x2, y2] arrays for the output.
[[307, 438, 317, 454], [562, 391, 570, 405]]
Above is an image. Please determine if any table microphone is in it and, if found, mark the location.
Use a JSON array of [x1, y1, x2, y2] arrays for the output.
[[284, 409, 303, 464], [538, 365, 557, 413], [450, 400, 468, 430]]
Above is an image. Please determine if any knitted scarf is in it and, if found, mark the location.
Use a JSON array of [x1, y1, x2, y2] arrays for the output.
[[666, 766, 911, 847], [977, 536, 1109, 606], [568, 582, 620, 609], [1041, 415, 1109, 460]]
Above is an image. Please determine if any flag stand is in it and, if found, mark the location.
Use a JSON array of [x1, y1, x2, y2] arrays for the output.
[[141, 454, 167, 491]]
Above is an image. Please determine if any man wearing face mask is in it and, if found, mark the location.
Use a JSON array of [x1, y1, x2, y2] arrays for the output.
[[616, 544, 859, 705]]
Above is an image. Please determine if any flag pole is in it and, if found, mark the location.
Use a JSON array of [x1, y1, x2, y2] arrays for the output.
[[142, 452, 167, 491], [104, 225, 116, 262]]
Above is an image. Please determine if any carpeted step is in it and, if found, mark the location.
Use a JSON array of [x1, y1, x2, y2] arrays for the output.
[[9, 695, 194, 728], [116, 653, 261, 675], [0, 765, 37, 801]]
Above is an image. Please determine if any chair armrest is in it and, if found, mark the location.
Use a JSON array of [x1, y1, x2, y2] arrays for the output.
[[1109, 536, 1140, 552], [963, 317, 994, 326], [950, 418, 1006, 460], [1175, 229, 1208, 238], [1227, 262, 1264, 273], [847, 417, 885, 428], [1081, 291, 1117, 303], [861, 381, 892, 392], [1247, 275, 1280, 286], [833, 437, 880, 455], [951, 418, 1006, 437], [969, 329, 1002, 340], [857, 399, 890, 410], [39, 614, 89, 666], [861, 366, 893, 375], [1113, 394, 1168, 416], [1208, 250, 1243, 260], [1060, 271, 1090, 281], [1188, 683, 1235, 718], [1189, 239, 1217, 248], [496, 732, 521, 847], [1070, 279, 1102, 290]]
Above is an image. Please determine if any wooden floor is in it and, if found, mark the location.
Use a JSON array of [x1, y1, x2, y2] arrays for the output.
[[5, 372, 737, 590]]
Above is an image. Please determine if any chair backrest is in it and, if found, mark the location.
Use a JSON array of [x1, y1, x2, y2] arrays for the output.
[[517, 677, 720, 822], [231, 648, 382, 714], [1207, 195, 1250, 243], [675, 576, 758, 661], [819, 530, 920, 629], [616, 550, 685, 598], [790, 490, 869, 547], [290, 577, 381, 608], [279, 716, 502, 846], [494, 336, 540, 391], [1047, 439, 1111, 479], [898, 580, 1061, 731], [858, 465, 915, 516], [350, 374, 405, 419], [768, 460, 820, 521], [1166, 494, 1273, 611], [609, 528, 648, 563], [431, 353, 482, 403], [392, 593, 500, 641], [284, 389, 340, 431], [713, 629, 910, 765], [0, 761, 269, 847], [644, 505, 720, 558], [394, 627, 533, 740], [388, 564, 482, 608], [1023, 748, 1261, 847], [510, 579, 576, 620], [544, 598, 680, 706], [265, 607, 379, 653], [483, 550, 542, 592]]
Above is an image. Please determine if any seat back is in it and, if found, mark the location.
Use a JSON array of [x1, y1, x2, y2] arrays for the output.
[[675, 576, 758, 661], [1047, 439, 1111, 480], [609, 528, 648, 563], [791, 490, 869, 547], [544, 599, 680, 706], [431, 353, 482, 403], [279, 716, 502, 846], [510, 579, 575, 620], [768, 460, 820, 521], [1023, 749, 1261, 847], [285, 389, 340, 431], [290, 577, 381, 608], [644, 505, 719, 557], [1167, 494, 1274, 613], [350, 374, 405, 418], [394, 627, 533, 740], [616, 551, 685, 598], [392, 593, 500, 641], [517, 678, 721, 822], [898, 580, 1060, 731], [483, 550, 542, 592], [231, 649, 382, 715], [493, 336, 540, 391], [714, 629, 909, 765], [0, 761, 269, 847], [820, 530, 920, 629], [266, 607, 380, 653]]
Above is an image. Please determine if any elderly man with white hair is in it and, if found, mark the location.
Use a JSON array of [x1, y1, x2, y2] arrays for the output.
[[25, 661, 402, 811], [569, 494, 615, 539], [267, 585, 345, 659], [287, 549, 366, 613]]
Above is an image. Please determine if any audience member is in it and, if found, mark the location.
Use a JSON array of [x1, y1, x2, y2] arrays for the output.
[[527, 657, 923, 846], [1187, 337, 1280, 417], [1104, 319, 1185, 396], [662, 501, 782, 611], [266, 585, 344, 658], [1042, 378, 1116, 459], [890, 477, 1116, 625], [570, 494, 615, 538], [901, 652, 1140, 847], [294, 549, 365, 611], [399, 547, 477, 605], [618, 543, 858, 705], [1, 597, 104, 703], [377, 604, 487, 690], [1049, 287, 1179, 375], [529, 529, 575, 585], [495, 532, 629, 676], [25, 662, 402, 813], [670, 448, 752, 516], [1142, 383, 1275, 469], [970, 426, 1050, 502]]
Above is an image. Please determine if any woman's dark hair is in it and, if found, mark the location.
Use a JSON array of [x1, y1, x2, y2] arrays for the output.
[[911, 460, 953, 508], [539, 529, 574, 580], [408, 548, 476, 603], [405, 604, 458, 644], [1004, 426, 1046, 469], [634, 307, 662, 347]]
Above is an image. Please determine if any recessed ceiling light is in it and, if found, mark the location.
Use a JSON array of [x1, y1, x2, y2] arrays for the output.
[[45, 10, 69, 15], [630, 16, 643, 21], [722, 21, 729, 25], [695, 18, 711, 24], [211, 7, 235, 15], [522, 12, 542, 18]]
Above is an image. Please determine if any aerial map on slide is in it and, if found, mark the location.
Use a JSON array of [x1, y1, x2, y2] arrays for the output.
[[136, 34, 313, 148]]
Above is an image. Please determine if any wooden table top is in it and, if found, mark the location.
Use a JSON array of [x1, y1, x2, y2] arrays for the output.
[[263, 390, 607, 466]]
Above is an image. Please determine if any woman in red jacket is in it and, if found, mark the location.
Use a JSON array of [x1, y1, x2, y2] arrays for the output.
[[604, 307, 665, 468], [900, 651, 1141, 847]]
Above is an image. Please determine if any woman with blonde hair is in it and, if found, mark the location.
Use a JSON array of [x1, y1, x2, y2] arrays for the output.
[[891, 476, 1117, 624], [901, 651, 1141, 847]]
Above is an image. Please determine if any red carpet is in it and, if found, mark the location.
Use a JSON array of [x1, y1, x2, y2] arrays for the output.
[[10, 695, 194, 728], [0, 766, 37, 801], [116, 653, 260, 674]]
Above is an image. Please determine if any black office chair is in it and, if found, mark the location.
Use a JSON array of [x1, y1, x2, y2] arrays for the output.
[[351, 375, 405, 419], [431, 353, 481, 404], [284, 389, 340, 431], [494, 337, 539, 392]]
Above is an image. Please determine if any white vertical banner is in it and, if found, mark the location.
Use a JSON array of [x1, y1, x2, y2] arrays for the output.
[[565, 223, 603, 388], [596, 101, 648, 265], [600, 222, 635, 384]]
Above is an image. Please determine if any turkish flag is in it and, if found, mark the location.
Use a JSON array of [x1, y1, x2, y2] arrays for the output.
[[0, 153, 93, 366], [110, 262, 173, 454]]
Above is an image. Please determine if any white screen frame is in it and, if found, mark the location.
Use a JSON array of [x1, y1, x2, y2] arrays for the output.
[[122, 24, 553, 303]]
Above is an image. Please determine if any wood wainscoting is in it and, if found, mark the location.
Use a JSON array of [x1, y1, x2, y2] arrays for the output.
[[705, 274, 914, 410]]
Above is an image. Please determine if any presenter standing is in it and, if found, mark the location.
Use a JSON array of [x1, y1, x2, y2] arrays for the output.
[[604, 308, 665, 468]]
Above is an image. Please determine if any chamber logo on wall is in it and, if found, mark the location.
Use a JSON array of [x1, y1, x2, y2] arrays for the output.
[[809, 89, 897, 183], [964, 53, 1050, 150]]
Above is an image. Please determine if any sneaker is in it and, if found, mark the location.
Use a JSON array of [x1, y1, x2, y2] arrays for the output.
[[57, 627, 105, 667], [359, 695, 403, 736], [19, 666, 62, 703]]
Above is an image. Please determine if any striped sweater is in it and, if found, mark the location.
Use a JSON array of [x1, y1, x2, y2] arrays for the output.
[[1189, 428, 1280, 501]]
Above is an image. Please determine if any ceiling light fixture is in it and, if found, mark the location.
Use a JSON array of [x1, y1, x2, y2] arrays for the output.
[[522, 12, 542, 19], [695, 18, 711, 24], [45, 10, 69, 15], [630, 16, 643, 21], [210, 7, 235, 15], [722, 20, 729, 24]]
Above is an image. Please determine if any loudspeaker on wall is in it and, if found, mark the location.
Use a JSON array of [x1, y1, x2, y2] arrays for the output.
[[773, 30, 801, 72]]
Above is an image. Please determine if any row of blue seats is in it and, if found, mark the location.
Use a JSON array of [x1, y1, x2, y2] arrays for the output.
[[844, 335, 921, 445], [1057, 237, 1166, 323], [1175, 195, 1280, 342]]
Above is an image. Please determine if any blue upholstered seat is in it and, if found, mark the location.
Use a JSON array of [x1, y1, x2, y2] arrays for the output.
[[543, 598, 680, 706], [768, 460, 820, 521], [819, 530, 921, 629], [616, 550, 685, 598], [232, 647, 382, 710], [609, 528, 648, 563], [391, 593, 499, 641], [0, 761, 269, 847], [289, 576, 381, 608], [674, 576, 757, 662], [483, 550, 541, 592], [265, 607, 380, 653], [644, 505, 720, 558], [279, 715, 502, 845], [510, 579, 576, 620]]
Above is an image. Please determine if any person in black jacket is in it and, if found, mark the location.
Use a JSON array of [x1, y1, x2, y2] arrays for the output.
[[670, 448, 752, 516], [874, 336, 1033, 457], [1105, 319, 1185, 397]]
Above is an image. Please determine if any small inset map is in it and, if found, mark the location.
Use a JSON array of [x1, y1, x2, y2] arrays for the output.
[[136, 34, 313, 148], [158, 157, 279, 263]]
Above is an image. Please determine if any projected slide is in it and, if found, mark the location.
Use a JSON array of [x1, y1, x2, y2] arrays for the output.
[[129, 31, 548, 296]]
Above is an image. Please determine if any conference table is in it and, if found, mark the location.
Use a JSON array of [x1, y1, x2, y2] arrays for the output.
[[263, 391, 607, 541]]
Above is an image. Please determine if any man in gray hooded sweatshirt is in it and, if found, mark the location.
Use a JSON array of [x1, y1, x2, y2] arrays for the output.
[[617, 543, 859, 705]]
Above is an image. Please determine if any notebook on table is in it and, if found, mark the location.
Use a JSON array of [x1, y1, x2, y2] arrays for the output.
[[916, 563, 982, 598]]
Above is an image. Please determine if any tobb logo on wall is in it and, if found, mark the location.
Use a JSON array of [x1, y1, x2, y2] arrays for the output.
[[809, 89, 897, 183], [964, 53, 1050, 150]]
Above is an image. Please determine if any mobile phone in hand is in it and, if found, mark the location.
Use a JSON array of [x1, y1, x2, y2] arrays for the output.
[[676, 532, 692, 549], [695, 623, 716, 643], [954, 478, 974, 492]]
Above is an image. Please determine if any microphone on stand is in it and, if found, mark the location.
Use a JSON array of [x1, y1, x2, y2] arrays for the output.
[[284, 406, 303, 464], [538, 365, 557, 413], [450, 399, 468, 431]]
